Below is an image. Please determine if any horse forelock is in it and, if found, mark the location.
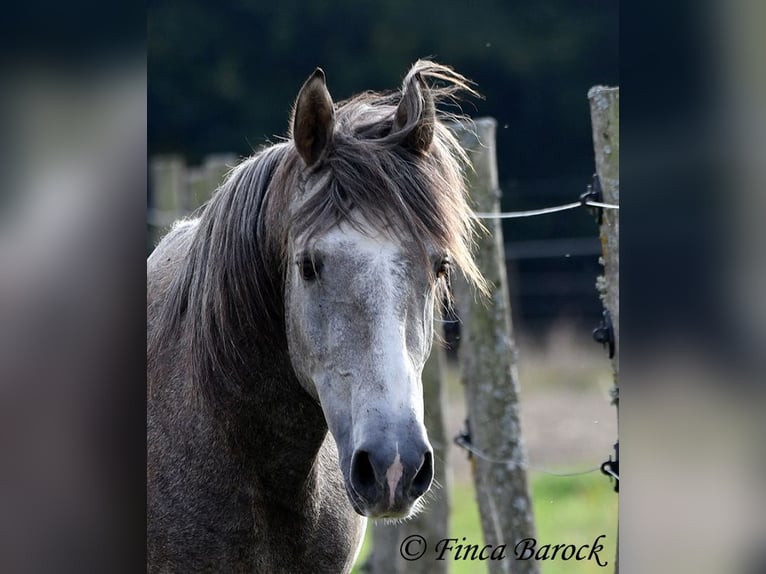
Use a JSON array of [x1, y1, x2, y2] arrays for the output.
[[153, 60, 487, 407], [283, 60, 487, 295]]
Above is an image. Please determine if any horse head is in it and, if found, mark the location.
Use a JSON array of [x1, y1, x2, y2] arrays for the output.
[[282, 63, 483, 518]]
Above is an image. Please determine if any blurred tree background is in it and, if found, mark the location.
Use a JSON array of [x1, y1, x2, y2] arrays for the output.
[[148, 0, 618, 335]]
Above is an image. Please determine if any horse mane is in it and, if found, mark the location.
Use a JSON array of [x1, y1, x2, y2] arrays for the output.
[[151, 60, 487, 405]]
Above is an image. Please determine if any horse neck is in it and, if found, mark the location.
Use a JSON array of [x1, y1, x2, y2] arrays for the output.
[[221, 347, 329, 498]]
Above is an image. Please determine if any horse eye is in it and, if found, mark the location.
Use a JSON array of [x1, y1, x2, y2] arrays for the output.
[[435, 257, 451, 279], [298, 257, 321, 281]]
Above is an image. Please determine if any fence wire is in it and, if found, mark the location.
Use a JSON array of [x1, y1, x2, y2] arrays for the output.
[[453, 435, 602, 477], [473, 199, 619, 220]]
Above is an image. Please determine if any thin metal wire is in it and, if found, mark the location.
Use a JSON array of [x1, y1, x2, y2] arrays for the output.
[[533, 465, 602, 477], [454, 437, 601, 477], [585, 200, 620, 210], [473, 200, 619, 220], [473, 202, 580, 219], [602, 466, 619, 481]]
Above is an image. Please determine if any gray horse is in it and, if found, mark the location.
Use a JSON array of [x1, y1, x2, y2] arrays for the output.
[[147, 60, 485, 573]]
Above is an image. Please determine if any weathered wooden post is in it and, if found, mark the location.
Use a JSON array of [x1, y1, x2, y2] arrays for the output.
[[588, 87, 619, 382], [451, 118, 538, 574], [588, 86, 619, 574], [186, 154, 236, 214], [149, 154, 237, 249], [148, 155, 186, 246], [366, 343, 451, 573]]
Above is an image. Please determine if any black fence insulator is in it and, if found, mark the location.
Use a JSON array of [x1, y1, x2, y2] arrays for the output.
[[592, 309, 615, 359], [580, 173, 604, 224], [600, 442, 619, 492]]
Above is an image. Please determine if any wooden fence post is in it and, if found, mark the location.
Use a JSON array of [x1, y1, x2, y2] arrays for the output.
[[185, 153, 238, 213], [148, 155, 185, 246], [366, 343, 451, 573], [588, 86, 619, 574], [450, 118, 538, 574], [148, 153, 237, 248]]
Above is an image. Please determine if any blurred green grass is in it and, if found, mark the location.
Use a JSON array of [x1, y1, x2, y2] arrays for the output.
[[352, 470, 617, 573]]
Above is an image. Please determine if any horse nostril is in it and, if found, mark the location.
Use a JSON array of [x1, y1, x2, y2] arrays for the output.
[[410, 451, 433, 498], [350, 450, 377, 498]]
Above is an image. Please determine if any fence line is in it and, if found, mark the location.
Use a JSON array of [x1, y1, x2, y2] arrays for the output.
[[453, 434, 601, 476], [148, 153, 237, 242], [473, 198, 618, 220]]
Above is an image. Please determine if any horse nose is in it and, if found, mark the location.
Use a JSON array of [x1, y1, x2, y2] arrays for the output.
[[349, 442, 433, 515]]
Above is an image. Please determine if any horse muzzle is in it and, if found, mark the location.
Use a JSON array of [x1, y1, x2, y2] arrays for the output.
[[346, 439, 433, 518]]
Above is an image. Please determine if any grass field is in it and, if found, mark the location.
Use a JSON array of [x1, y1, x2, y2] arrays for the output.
[[352, 470, 617, 573]]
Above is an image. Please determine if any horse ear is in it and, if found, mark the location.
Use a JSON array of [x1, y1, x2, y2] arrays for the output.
[[292, 68, 335, 167], [393, 73, 435, 153]]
